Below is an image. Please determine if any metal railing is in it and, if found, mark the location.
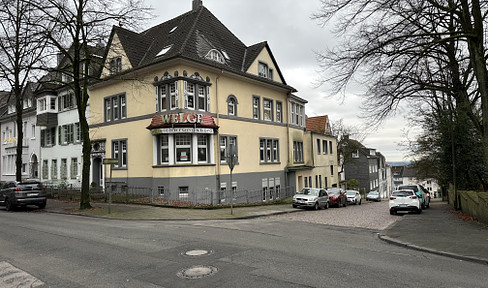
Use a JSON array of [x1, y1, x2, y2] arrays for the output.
[[46, 184, 296, 207]]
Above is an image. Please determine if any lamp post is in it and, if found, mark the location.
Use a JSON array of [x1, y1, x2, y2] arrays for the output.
[[226, 143, 238, 215]]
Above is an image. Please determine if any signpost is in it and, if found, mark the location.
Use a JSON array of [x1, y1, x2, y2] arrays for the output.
[[102, 158, 119, 214], [226, 144, 238, 215]]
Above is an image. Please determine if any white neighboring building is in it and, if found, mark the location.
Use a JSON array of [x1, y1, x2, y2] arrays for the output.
[[0, 85, 40, 182], [36, 88, 83, 188]]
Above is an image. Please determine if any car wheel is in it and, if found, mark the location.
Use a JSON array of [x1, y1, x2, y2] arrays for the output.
[[417, 208, 422, 214], [358, 199, 362, 205], [38, 202, 46, 209], [389, 209, 395, 215], [324, 201, 329, 209], [292, 204, 297, 208], [343, 200, 347, 207], [314, 202, 319, 210], [5, 198, 13, 212]]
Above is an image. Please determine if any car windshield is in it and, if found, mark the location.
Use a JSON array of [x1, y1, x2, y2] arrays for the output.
[[297, 188, 318, 196], [369, 192, 378, 195], [346, 191, 356, 195], [392, 191, 413, 197], [399, 186, 418, 192], [327, 188, 340, 195]]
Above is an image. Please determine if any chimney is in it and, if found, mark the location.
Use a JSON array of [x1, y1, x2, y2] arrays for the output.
[[192, 0, 202, 11]]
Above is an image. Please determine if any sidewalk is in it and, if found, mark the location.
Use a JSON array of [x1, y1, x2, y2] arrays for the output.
[[380, 199, 488, 265], [44, 199, 299, 220], [43, 198, 488, 265]]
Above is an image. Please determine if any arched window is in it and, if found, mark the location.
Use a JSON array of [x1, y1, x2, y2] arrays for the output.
[[226, 95, 238, 116], [205, 49, 225, 64]]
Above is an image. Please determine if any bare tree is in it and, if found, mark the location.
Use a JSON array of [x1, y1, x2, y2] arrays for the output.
[[34, 0, 149, 209], [314, 0, 488, 188], [0, 0, 47, 182]]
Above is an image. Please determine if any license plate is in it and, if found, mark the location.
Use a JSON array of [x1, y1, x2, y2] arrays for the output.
[[398, 204, 407, 207], [27, 193, 38, 197]]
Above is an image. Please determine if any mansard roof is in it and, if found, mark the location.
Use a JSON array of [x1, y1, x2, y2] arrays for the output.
[[105, 5, 294, 91]]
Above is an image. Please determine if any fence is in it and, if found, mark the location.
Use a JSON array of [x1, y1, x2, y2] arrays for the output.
[[46, 183, 296, 207]]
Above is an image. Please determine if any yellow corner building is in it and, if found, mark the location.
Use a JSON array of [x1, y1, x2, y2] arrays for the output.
[[88, 1, 339, 204]]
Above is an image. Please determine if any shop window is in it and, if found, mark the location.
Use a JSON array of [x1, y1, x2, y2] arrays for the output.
[[156, 134, 213, 165], [160, 135, 169, 164], [112, 139, 127, 168], [197, 135, 209, 163], [104, 94, 126, 122], [175, 134, 192, 163]]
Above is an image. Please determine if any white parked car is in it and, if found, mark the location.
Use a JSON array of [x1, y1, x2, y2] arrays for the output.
[[389, 189, 422, 215], [292, 188, 329, 210], [346, 190, 361, 205]]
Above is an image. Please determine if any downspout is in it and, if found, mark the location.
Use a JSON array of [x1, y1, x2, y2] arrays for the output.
[[285, 92, 291, 191], [215, 69, 224, 201]]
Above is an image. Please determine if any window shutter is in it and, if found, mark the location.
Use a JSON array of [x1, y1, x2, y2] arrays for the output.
[[183, 81, 188, 108], [40, 130, 45, 147], [58, 126, 62, 144]]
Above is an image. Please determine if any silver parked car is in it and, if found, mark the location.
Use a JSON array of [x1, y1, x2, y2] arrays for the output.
[[366, 191, 381, 202], [346, 190, 362, 205], [292, 188, 329, 210]]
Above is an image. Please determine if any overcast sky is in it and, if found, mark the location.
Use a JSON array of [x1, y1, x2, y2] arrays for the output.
[[145, 0, 414, 162]]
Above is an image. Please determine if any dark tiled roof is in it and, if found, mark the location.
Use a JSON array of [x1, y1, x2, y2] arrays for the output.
[[108, 6, 293, 90]]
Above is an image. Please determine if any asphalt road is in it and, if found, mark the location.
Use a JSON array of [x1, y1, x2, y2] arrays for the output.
[[0, 203, 486, 288]]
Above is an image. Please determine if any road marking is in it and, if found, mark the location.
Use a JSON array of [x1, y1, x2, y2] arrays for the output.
[[0, 261, 44, 288]]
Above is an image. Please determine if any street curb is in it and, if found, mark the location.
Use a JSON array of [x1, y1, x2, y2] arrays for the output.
[[43, 207, 304, 222], [377, 233, 488, 266]]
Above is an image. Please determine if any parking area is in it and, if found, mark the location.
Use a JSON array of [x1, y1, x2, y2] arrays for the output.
[[268, 199, 402, 230]]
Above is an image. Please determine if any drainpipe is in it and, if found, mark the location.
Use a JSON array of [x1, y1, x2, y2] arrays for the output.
[[215, 69, 224, 202]]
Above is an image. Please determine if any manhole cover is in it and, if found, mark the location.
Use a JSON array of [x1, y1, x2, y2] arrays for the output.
[[177, 265, 218, 279], [181, 249, 214, 256]]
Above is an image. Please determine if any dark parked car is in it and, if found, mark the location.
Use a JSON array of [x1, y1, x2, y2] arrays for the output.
[[327, 187, 347, 207], [0, 181, 47, 211]]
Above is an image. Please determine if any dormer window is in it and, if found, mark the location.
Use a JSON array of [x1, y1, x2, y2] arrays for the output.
[[206, 49, 225, 64], [109, 57, 122, 75], [258, 62, 273, 80], [157, 45, 173, 57]]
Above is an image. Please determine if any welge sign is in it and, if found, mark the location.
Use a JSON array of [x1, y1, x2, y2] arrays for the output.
[[161, 113, 203, 125]]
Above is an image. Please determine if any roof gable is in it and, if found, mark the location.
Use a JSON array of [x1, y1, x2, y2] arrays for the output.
[[306, 115, 332, 135], [99, 6, 293, 90]]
